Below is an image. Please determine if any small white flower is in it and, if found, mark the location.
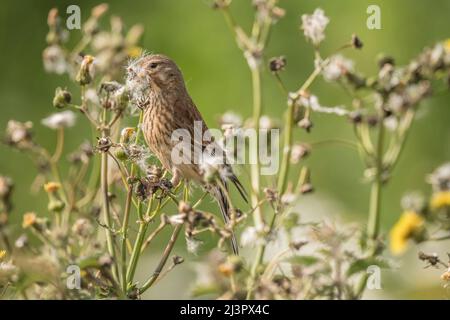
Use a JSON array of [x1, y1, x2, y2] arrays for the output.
[[281, 192, 297, 205], [186, 237, 203, 255], [259, 115, 273, 130], [241, 226, 264, 247], [0, 261, 17, 281], [43, 45, 68, 75], [387, 93, 405, 113], [301, 8, 329, 46], [383, 116, 398, 131], [401, 192, 425, 212], [427, 163, 450, 191], [85, 88, 100, 105], [168, 214, 186, 225], [41, 110, 76, 129], [430, 44, 445, 67], [322, 55, 354, 82], [221, 124, 244, 140], [220, 111, 243, 127]]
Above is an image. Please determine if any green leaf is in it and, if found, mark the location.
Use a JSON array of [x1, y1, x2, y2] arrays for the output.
[[346, 258, 390, 277], [287, 255, 320, 266]]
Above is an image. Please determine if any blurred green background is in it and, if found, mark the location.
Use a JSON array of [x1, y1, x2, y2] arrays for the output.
[[0, 0, 449, 299]]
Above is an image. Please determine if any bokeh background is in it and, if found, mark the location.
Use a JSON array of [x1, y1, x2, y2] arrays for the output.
[[0, 0, 449, 299]]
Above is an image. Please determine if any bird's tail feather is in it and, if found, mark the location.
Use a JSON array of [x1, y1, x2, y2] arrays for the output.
[[213, 182, 239, 255]]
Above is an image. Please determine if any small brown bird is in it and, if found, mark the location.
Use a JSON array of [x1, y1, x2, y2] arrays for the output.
[[126, 54, 246, 254]]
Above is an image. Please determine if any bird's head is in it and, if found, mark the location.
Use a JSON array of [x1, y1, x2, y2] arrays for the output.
[[126, 53, 185, 108]]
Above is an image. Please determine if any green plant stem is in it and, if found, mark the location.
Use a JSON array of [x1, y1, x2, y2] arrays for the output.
[[120, 186, 133, 293], [277, 67, 321, 195], [51, 128, 64, 163], [250, 68, 264, 231], [246, 67, 323, 300], [356, 123, 386, 298], [125, 202, 147, 286], [100, 142, 119, 284], [139, 224, 183, 294], [120, 111, 143, 292], [277, 100, 294, 195], [367, 124, 385, 241]]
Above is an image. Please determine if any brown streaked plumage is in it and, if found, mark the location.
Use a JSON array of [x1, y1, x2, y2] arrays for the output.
[[126, 54, 246, 254]]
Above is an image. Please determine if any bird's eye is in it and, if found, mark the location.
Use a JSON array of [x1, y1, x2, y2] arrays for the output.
[[149, 62, 158, 69]]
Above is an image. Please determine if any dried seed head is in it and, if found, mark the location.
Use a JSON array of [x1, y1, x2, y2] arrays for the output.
[[76, 55, 95, 85], [348, 110, 363, 124], [263, 187, 278, 203], [351, 34, 363, 49], [98, 254, 113, 267], [270, 6, 286, 21], [377, 54, 395, 69], [269, 56, 286, 73], [290, 144, 310, 164], [179, 201, 192, 215], [298, 118, 313, 132], [0, 176, 13, 201], [289, 240, 308, 250], [120, 127, 136, 144], [366, 115, 379, 127], [211, 0, 231, 10], [96, 137, 112, 152], [172, 255, 185, 265], [146, 165, 162, 184], [5, 120, 34, 149], [300, 183, 314, 194], [72, 218, 93, 238]]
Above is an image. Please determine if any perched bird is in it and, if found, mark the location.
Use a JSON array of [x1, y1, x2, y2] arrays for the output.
[[126, 53, 247, 254]]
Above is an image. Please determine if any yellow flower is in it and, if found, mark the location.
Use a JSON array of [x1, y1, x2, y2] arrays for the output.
[[44, 181, 61, 193], [444, 39, 450, 53], [389, 211, 424, 255], [22, 212, 37, 228], [0, 250, 6, 260], [430, 191, 450, 210]]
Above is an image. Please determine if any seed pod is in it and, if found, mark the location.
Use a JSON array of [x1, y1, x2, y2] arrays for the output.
[[76, 55, 94, 85], [52, 87, 71, 108]]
